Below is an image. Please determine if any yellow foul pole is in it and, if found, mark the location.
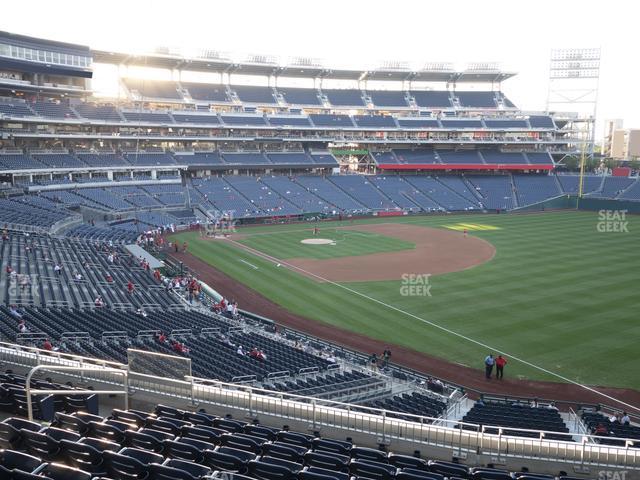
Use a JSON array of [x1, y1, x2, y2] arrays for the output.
[[577, 129, 589, 207]]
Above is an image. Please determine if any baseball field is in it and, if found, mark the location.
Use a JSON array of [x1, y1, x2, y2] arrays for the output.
[[171, 211, 639, 391]]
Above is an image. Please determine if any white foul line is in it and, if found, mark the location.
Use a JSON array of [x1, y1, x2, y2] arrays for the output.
[[227, 238, 640, 413], [238, 259, 258, 270]]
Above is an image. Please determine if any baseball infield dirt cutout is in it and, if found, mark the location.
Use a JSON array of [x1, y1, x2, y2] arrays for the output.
[[287, 223, 496, 282]]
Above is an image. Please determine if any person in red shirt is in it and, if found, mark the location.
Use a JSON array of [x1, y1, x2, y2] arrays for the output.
[[158, 332, 166, 343], [172, 341, 189, 354], [595, 423, 609, 436], [42, 339, 53, 351], [496, 355, 507, 379], [127, 281, 135, 295], [218, 297, 227, 313]]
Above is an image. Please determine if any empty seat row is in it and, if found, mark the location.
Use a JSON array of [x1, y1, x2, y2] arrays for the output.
[[0, 404, 580, 480]]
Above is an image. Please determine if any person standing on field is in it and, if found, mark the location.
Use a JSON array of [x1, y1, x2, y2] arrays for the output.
[[484, 354, 495, 379], [496, 355, 507, 379]]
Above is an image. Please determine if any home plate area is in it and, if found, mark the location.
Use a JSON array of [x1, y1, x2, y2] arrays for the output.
[[300, 238, 336, 245]]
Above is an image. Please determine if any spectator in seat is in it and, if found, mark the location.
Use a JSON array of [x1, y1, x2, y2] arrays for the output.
[[18, 274, 28, 291], [546, 402, 559, 411], [369, 353, 378, 370], [127, 281, 135, 295], [94, 296, 105, 308], [595, 423, 609, 436], [381, 348, 391, 367], [105, 273, 113, 283], [157, 332, 166, 343], [42, 339, 53, 351], [2, 225, 8, 241], [73, 271, 83, 282], [18, 320, 27, 334], [172, 341, 189, 354], [428, 377, 445, 394], [237, 345, 245, 356], [136, 308, 147, 318], [249, 347, 264, 361], [621, 412, 630, 426], [9, 305, 23, 319], [6, 265, 13, 275], [609, 413, 619, 423], [225, 301, 235, 319], [54, 264, 62, 275], [187, 279, 197, 304]]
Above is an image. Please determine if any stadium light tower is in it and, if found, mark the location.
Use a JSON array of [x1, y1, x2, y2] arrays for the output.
[[546, 48, 601, 157]]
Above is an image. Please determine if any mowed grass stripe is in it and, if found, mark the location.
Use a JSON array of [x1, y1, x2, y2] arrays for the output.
[[173, 211, 640, 388], [238, 229, 414, 260]]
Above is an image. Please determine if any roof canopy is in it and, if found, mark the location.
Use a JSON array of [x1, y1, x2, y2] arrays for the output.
[[93, 50, 516, 83]]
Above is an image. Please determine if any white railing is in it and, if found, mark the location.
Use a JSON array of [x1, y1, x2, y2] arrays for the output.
[[25, 364, 129, 421], [0, 341, 637, 469]]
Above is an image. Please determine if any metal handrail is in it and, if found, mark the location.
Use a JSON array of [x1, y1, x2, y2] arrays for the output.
[[266, 370, 290, 379], [102, 331, 129, 341], [25, 364, 128, 421], [0, 342, 637, 467], [60, 331, 91, 341], [170, 328, 193, 337]]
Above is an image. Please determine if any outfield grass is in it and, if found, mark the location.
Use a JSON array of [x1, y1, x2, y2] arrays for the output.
[[238, 228, 414, 259], [172, 212, 640, 389]]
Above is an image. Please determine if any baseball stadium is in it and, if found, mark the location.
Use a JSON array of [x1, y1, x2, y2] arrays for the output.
[[0, 4, 638, 479]]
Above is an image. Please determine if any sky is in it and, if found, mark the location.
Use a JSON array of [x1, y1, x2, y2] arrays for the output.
[[2, 0, 638, 140]]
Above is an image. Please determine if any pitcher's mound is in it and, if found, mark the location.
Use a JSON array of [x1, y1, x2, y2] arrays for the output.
[[301, 238, 335, 245]]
